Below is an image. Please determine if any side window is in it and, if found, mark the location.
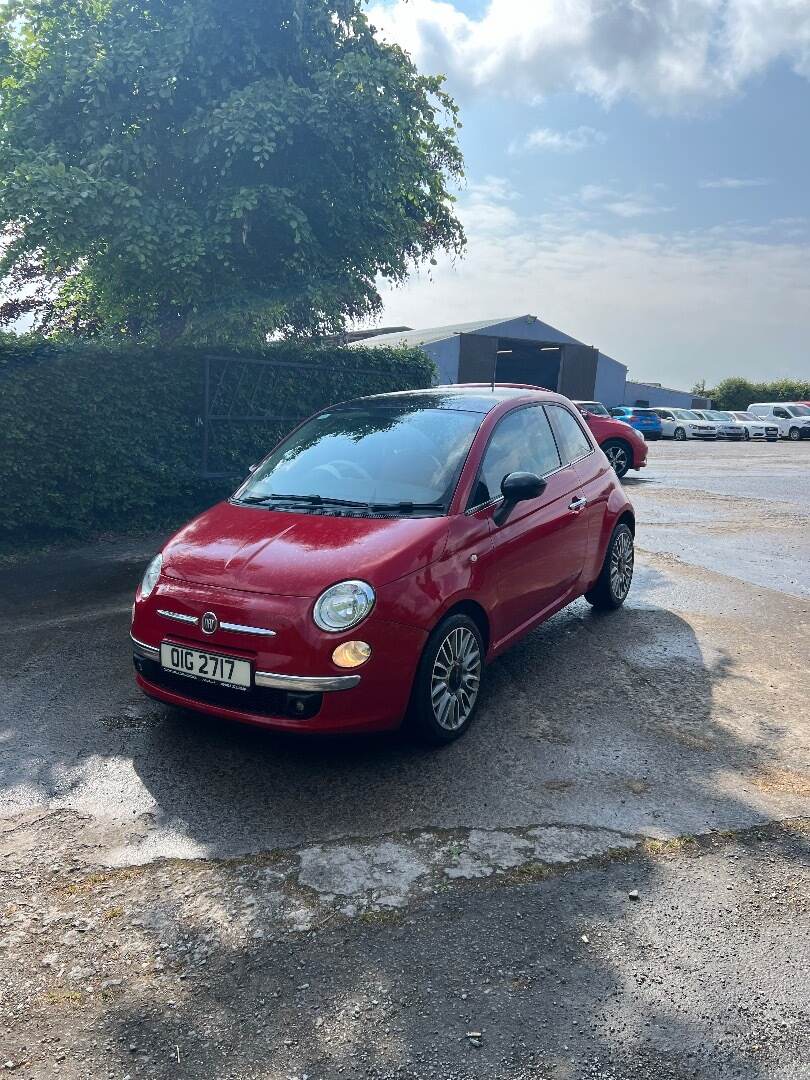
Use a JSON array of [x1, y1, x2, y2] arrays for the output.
[[773, 407, 789, 419], [546, 404, 594, 465], [469, 406, 561, 508]]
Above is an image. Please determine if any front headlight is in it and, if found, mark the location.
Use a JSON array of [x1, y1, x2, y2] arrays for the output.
[[313, 580, 375, 632], [140, 553, 163, 600]]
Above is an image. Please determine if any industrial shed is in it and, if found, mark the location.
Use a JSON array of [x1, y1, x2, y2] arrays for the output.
[[352, 314, 703, 410]]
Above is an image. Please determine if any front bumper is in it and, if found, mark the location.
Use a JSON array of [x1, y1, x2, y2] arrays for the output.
[[131, 634, 360, 692], [131, 579, 427, 733]]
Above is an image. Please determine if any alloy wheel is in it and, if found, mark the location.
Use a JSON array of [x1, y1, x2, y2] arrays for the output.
[[674, 428, 686, 441], [609, 530, 635, 602], [430, 626, 482, 731], [606, 445, 629, 474]]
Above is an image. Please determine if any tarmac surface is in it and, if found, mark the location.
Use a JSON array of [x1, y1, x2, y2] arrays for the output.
[[1, 439, 809, 1078]]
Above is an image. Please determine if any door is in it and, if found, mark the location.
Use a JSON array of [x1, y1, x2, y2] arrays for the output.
[[546, 402, 607, 578], [458, 334, 498, 383], [771, 406, 790, 437], [557, 344, 599, 400], [469, 405, 589, 645]]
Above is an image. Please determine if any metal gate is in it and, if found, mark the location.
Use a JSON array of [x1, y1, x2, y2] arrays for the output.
[[200, 353, 396, 478]]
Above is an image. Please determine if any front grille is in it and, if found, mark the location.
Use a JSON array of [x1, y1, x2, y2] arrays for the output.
[[134, 657, 322, 719]]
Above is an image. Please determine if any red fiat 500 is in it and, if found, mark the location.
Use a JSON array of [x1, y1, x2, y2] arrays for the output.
[[131, 385, 636, 743]]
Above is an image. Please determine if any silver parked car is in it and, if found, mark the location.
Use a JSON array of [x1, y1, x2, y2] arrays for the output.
[[729, 412, 779, 441], [693, 410, 747, 440]]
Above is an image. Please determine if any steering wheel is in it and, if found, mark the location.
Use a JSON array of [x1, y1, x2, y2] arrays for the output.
[[311, 460, 373, 483]]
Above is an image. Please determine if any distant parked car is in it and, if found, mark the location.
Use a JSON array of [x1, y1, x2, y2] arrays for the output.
[[692, 410, 747, 440], [729, 412, 779, 441], [574, 401, 649, 479], [748, 402, 810, 440], [609, 407, 663, 441], [650, 407, 718, 441]]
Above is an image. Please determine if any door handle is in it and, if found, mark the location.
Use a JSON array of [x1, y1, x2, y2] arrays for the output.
[[568, 496, 588, 512]]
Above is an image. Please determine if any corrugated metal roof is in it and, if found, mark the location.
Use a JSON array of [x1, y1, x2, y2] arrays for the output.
[[348, 316, 534, 349]]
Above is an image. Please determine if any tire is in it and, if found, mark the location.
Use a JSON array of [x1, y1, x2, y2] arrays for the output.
[[789, 427, 801, 442], [601, 439, 633, 479], [673, 427, 687, 441], [408, 614, 485, 745], [744, 430, 751, 441], [585, 524, 635, 610]]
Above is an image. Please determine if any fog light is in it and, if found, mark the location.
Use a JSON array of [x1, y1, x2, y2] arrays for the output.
[[332, 641, 372, 669]]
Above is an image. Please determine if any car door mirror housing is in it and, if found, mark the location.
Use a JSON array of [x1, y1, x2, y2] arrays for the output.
[[493, 471, 547, 526]]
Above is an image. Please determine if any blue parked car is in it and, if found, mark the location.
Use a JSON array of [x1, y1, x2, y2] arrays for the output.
[[609, 407, 663, 441]]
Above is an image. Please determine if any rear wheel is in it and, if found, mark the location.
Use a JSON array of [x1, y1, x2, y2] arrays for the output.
[[789, 427, 801, 441], [601, 439, 632, 479], [408, 614, 485, 745], [585, 524, 635, 610], [673, 427, 687, 441]]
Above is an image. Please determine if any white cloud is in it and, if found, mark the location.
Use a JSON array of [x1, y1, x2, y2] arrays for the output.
[[562, 183, 675, 219], [699, 177, 772, 189], [372, 183, 810, 385], [510, 125, 606, 154], [367, 0, 810, 109]]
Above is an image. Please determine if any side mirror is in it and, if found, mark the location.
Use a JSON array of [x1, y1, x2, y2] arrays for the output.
[[493, 471, 547, 526]]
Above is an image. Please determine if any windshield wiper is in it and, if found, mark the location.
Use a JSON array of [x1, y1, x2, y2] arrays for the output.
[[238, 494, 445, 514], [369, 501, 445, 514], [237, 493, 367, 508], [269, 493, 375, 508]]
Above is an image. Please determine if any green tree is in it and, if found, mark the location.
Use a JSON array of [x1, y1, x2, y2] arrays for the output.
[[708, 377, 758, 411], [0, 0, 464, 345]]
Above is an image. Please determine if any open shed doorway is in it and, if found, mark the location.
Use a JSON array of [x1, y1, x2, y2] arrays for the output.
[[457, 333, 561, 389]]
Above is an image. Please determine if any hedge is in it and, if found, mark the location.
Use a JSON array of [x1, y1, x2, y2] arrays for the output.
[[0, 336, 434, 543]]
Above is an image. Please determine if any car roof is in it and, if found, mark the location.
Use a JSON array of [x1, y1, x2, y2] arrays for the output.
[[337, 384, 557, 415]]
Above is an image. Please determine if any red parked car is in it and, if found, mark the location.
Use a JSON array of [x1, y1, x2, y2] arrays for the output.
[[573, 401, 649, 479], [131, 386, 636, 743]]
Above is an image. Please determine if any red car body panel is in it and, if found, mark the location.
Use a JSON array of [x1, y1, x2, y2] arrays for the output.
[[579, 412, 648, 471], [132, 386, 635, 734]]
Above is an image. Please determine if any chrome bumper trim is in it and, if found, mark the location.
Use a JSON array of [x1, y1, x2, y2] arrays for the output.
[[131, 634, 160, 662], [158, 609, 199, 626], [220, 621, 277, 637], [254, 670, 361, 692]]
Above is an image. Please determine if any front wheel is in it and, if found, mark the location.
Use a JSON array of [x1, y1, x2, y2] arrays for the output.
[[601, 439, 632, 479], [789, 427, 801, 442], [744, 430, 751, 441], [408, 614, 485, 745], [585, 524, 635, 610], [673, 427, 687, 441]]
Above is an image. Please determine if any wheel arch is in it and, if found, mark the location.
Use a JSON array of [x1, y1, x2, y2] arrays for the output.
[[438, 598, 491, 654], [617, 509, 636, 536]]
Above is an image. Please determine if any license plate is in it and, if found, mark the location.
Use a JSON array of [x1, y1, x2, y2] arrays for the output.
[[160, 643, 252, 689]]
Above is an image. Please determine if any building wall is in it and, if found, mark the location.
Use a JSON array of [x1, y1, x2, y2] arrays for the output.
[[624, 381, 697, 409], [423, 336, 461, 383], [594, 354, 628, 408]]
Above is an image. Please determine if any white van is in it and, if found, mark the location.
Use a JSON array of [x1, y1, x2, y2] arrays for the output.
[[747, 403, 810, 441]]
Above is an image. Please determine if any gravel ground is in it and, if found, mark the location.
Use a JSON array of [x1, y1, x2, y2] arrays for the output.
[[1, 440, 809, 1078]]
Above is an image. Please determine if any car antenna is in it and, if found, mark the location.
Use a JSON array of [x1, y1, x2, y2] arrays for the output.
[[493, 349, 512, 391]]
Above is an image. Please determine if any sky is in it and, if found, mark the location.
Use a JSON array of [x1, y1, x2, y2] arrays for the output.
[[364, 0, 810, 388]]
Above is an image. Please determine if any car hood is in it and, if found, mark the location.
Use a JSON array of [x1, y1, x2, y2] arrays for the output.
[[161, 501, 451, 597]]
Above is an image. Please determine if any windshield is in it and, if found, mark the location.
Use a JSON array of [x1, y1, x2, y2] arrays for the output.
[[732, 412, 754, 420], [674, 409, 701, 420], [233, 400, 482, 513], [787, 405, 810, 417], [578, 401, 610, 416], [630, 409, 658, 416], [705, 411, 734, 421]]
